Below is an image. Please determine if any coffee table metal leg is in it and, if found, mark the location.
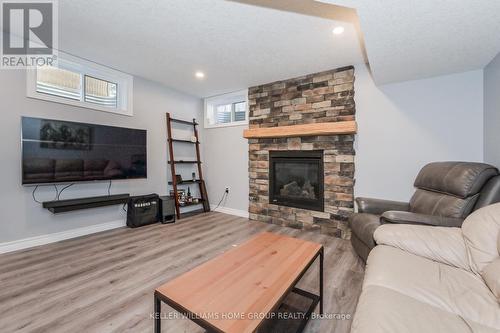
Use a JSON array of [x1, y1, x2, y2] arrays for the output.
[[319, 247, 324, 315], [154, 293, 161, 333]]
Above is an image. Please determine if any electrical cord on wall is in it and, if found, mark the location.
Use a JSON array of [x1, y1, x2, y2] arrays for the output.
[[57, 183, 74, 200], [213, 189, 229, 211], [32, 185, 41, 204], [32, 180, 113, 204], [32, 184, 58, 204]]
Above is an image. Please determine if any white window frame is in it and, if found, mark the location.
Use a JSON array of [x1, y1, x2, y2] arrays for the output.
[[204, 90, 248, 129], [26, 52, 134, 116]]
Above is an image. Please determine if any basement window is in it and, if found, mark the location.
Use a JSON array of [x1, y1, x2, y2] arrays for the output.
[[35, 66, 82, 101], [27, 53, 133, 116], [204, 90, 248, 128], [84, 75, 118, 108]]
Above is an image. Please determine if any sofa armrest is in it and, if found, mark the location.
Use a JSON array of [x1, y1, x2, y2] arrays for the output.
[[356, 197, 409, 215], [374, 224, 470, 271], [381, 211, 464, 227]]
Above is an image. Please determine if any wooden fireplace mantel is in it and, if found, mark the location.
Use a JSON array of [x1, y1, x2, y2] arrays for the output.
[[243, 121, 357, 139]]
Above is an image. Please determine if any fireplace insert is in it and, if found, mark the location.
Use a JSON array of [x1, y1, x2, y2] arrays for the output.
[[269, 150, 324, 211]]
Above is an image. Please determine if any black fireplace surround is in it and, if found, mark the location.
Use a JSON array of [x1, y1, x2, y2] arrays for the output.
[[269, 150, 324, 211]]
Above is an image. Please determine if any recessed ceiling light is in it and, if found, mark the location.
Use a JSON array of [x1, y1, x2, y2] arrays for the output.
[[195, 71, 205, 79], [332, 26, 345, 35]]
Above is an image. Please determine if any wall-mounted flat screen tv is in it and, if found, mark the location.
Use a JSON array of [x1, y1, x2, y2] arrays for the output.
[[21, 117, 147, 185]]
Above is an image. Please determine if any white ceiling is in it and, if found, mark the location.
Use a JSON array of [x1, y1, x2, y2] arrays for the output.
[[58, 0, 364, 97], [58, 0, 500, 96], [318, 0, 500, 84]]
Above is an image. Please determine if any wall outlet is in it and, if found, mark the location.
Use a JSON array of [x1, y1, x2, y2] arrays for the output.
[[225, 187, 230, 193]]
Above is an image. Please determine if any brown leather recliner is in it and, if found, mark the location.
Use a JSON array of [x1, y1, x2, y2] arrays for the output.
[[350, 162, 500, 262]]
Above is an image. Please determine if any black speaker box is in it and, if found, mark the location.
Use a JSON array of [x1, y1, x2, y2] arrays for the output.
[[159, 196, 176, 224], [126, 194, 160, 228]]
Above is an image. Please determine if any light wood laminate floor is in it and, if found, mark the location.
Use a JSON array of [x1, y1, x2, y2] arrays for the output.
[[0, 212, 364, 333]]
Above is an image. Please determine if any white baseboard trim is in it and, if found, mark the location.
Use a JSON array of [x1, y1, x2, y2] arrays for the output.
[[211, 205, 249, 219], [0, 207, 249, 254], [0, 220, 126, 254]]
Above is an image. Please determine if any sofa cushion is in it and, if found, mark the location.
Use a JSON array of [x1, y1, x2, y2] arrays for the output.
[[350, 233, 371, 263], [483, 232, 500, 301], [361, 246, 500, 330], [462, 203, 500, 275], [349, 213, 381, 251], [413, 162, 498, 198], [409, 189, 478, 218], [351, 285, 495, 333], [474, 176, 500, 210], [483, 258, 500, 301], [374, 224, 469, 271]]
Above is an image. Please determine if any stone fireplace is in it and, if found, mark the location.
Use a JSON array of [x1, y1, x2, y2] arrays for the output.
[[246, 66, 356, 239]]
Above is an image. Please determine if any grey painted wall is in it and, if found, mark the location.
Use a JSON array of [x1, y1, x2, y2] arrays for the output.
[[0, 69, 202, 243], [484, 52, 500, 168], [355, 64, 483, 201], [203, 125, 249, 212], [202, 64, 484, 213]]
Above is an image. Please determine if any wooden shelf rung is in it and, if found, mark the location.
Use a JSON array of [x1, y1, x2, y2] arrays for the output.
[[168, 161, 201, 164], [168, 180, 201, 185], [170, 118, 198, 126], [170, 139, 200, 144]]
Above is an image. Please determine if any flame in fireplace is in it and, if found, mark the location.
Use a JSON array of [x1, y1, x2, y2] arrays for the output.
[[280, 180, 316, 199]]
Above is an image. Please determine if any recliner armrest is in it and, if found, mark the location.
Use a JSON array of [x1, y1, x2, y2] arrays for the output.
[[356, 197, 409, 215], [381, 211, 464, 227]]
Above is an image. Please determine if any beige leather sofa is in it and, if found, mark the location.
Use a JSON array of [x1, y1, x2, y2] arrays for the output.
[[351, 203, 500, 333]]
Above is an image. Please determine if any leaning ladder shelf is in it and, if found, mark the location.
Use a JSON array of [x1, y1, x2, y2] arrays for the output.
[[166, 113, 210, 219]]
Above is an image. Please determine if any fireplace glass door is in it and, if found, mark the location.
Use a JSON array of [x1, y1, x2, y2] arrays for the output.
[[269, 150, 324, 211]]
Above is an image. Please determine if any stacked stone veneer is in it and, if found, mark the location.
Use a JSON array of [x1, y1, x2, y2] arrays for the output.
[[248, 66, 355, 239]]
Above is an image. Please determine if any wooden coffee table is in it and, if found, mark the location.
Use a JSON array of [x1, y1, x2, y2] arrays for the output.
[[154, 232, 323, 333]]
